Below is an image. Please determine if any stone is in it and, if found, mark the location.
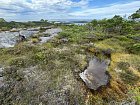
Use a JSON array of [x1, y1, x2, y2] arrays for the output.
[[60, 38, 69, 43], [0, 67, 4, 88], [79, 57, 110, 90], [133, 36, 140, 41], [0, 30, 38, 48], [102, 49, 112, 58], [0, 77, 4, 88], [0, 67, 3, 77]]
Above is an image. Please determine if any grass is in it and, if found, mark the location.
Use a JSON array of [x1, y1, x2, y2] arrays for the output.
[[0, 25, 140, 104]]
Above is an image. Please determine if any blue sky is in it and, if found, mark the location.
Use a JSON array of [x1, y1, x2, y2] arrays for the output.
[[0, 0, 139, 21]]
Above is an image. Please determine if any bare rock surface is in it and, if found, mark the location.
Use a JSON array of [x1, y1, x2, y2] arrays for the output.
[[79, 57, 110, 90], [0, 30, 38, 48], [40, 28, 62, 43], [0, 67, 4, 88], [0, 28, 62, 48]]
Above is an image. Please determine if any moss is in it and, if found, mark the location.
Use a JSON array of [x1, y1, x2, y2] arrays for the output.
[[3, 66, 24, 82], [127, 43, 140, 54], [14, 43, 41, 55], [42, 42, 54, 48], [129, 87, 140, 104], [31, 34, 39, 38], [120, 70, 140, 85], [99, 38, 127, 50], [1, 24, 140, 104], [39, 27, 46, 32], [31, 38, 40, 43], [8, 56, 32, 68], [115, 36, 131, 41], [117, 62, 130, 70], [57, 31, 72, 39], [127, 34, 140, 41], [31, 52, 47, 64]]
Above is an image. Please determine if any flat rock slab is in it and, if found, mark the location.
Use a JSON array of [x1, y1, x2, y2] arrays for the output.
[[0, 30, 38, 48], [40, 28, 62, 43], [79, 58, 110, 90]]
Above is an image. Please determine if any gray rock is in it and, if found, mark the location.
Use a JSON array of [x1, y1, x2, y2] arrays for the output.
[[60, 38, 69, 43], [0, 67, 4, 88], [0, 77, 4, 87], [79, 57, 110, 90], [39, 28, 62, 43], [0, 67, 3, 77], [0, 30, 38, 48], [133, 36, 140, 41]]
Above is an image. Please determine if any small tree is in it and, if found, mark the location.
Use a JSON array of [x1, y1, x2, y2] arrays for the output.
[[0, 18, 6, 22], [91, 19, 98, 27], [40, 19, 45, 22], [129, 8, 140, 21]]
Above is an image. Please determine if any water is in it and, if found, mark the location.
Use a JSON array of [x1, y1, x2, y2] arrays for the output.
[[79, 57, 110, 90], [73, 23, 87, 25], [48, 19, 91, 26]]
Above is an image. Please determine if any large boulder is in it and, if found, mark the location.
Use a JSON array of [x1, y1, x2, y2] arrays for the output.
[[79, 57, 110, 90]]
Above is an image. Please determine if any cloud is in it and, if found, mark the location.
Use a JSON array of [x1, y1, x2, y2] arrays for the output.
[[69, 1, 140, 18], [0, 0, 139, 21], [0, 0, 89, 13], [0, 0, 90, 21]]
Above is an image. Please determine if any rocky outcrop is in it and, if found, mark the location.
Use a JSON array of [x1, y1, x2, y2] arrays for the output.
[[79, 57, 110, 90], [40, 28, 62, 43], [0, 28, 62, 48]]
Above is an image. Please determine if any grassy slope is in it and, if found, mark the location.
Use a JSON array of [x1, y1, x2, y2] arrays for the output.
[[0, 25, 140, 105]]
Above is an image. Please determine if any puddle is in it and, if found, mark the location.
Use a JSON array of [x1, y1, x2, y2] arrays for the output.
[[79, 57, 110, 90]]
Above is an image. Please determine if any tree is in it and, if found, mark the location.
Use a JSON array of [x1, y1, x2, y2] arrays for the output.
[[91, 19, 98, 27], [104, 15, 124, 34], [45, 20, 48, 22], [40, 19, 45, 22], [129, 8, 140, 21], [121, 20, 134, 34], [0, 18, 6, 22]]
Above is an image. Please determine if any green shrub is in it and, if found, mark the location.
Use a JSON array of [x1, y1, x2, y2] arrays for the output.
[[1, 27, 9, 31], [31, 38, 40, 43], [39, 27, 46, 32], [43, 43, 53, 48], [120, 70, 140, 85], [8, 57, 31, 68], [58, 32, 72, 39], [128, 43, 140, 54], [117, 62, 130, 70]]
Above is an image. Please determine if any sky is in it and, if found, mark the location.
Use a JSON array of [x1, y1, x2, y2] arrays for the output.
[[0, 0, 140, 21]]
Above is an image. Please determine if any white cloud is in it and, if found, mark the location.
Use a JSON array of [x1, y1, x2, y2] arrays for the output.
[[0, 0, 139, 21], [0, 0, 90, 21], [0, 0, 89, 13], [69, 1, 140, 18]]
